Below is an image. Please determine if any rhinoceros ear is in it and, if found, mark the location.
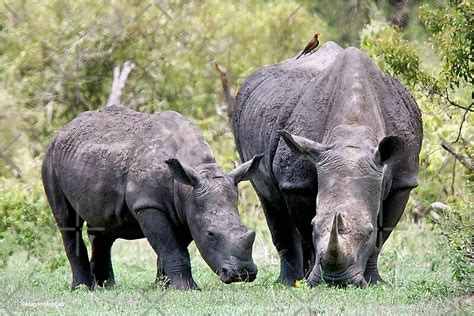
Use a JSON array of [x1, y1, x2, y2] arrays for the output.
[[373, 135, 405, 165], [277, 130, 328, 158], [165, 158, 203, 187], [229, 154, 263, 185]]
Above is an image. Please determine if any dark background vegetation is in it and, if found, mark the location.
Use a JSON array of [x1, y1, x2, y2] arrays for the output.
[[0, 0, 472, 313]]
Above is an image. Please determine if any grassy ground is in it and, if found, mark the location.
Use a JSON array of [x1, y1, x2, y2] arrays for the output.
[[1, 223, 472, 315]]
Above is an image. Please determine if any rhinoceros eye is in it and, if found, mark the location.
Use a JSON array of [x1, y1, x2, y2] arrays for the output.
[[207, 228, 218, 241]]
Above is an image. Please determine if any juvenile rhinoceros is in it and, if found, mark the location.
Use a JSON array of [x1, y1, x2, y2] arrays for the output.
[[233, 42, 422, 287], [42, 105, 261, 290]]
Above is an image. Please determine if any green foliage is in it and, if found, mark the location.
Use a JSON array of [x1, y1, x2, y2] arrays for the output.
[[438, 200, 474, 283], [419, 0, 473, 88], [0, 0, 325, 153], [360, 21, 422, 85], [361, 1, 472, 109], [307, 0, 427, 46], [0, 177, 63, 268]]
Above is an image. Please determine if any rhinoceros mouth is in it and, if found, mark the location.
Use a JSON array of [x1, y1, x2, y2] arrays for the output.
[[322, 269, 366, 287], [218, 262, 257, 284], [308, 264, 367, 288]]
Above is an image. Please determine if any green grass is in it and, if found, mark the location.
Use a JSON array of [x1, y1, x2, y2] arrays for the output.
[[1, 223, 472, 315]]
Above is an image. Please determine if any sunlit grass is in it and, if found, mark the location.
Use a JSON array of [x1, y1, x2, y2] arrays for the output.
[[1, 223, 472, 314]]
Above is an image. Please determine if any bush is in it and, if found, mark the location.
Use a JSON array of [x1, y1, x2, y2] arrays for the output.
[[438, 201, 474, 284], [0, 0, 325, 153], [0, 177, 63, 268]]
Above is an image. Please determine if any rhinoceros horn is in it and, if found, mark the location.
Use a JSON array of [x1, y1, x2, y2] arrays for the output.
[[322, 213, 346, 270], [241, 230, 256, 249]]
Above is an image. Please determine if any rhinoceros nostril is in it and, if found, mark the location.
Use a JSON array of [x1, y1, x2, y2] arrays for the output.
[[220, 266, 230, 276]]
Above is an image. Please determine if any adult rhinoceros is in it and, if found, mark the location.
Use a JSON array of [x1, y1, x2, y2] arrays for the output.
[[42, 105, 261, 290], [232, 42, 422, 287]]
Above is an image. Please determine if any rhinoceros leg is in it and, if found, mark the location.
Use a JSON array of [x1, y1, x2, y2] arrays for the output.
[[45, 176, 94, 290], [88, 233, 115, 288], [135, 208, 198, 290], [57, 216, 95, 290], [155, 255, 168, 287], [256, 193, 304, 286], [365, 188, 411, 284], [283, 194, 316, 277]]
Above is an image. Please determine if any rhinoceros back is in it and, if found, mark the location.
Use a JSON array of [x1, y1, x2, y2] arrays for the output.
[[44, 105, 214, 224], [233, 42, 346, 164], [233, 41, 422, 191]]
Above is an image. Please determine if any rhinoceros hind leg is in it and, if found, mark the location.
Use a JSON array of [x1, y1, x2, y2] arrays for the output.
[[61, 222, 95, 291], [45, 175, 94, 290], [88, 233, 115, 288]]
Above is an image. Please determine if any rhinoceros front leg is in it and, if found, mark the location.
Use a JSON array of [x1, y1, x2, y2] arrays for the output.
[[365, 188, 411, 284], [135, 208, 198, 290], [155, 255, 168, 286], [257, 193, 304, 286]]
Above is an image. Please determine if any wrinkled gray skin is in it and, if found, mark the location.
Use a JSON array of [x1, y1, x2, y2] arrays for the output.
[[42, 105, 262, 290], [233, 42, 422, 287]]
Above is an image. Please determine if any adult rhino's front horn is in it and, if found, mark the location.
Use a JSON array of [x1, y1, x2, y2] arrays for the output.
[[316, 213, 368, 288], [321, 213, 347, 271]]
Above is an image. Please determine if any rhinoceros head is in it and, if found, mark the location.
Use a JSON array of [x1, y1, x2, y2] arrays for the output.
[[165, 155, 262, 284], [279, 128, 405, 287]]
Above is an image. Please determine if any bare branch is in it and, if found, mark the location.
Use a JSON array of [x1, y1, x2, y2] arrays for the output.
[[441, 139, 474, 173], [285, 3, 303, 22], [107, 61, 135, 107], [214, 63, 234, 119], [444, 88, 474, 112], [1, 134, 21, 153], [428, 87, 474, 112], [154, 0, 173, 20], [133, 3, 152, 23], [81, 46, 115, 61], [413, 201, 451, 223], [0, 148, 21, 179], [451, 158, 456, 195], [453, 102, 472, 143], [3, 2, 20, 23]]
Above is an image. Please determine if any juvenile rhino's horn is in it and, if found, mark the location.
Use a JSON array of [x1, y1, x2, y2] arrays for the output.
[[322, 213, 344, 270], [241, 230, 256, 248]]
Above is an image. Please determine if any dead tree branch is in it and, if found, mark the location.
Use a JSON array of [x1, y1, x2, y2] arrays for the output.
[[427, 85, 474, 113], [413, 201, 449, 223], [214, 63, 234, 119], [107, 61, 135, 107], [0, 136, 22, 179], [154, 0, 173, 20], [441, 139, 474, 173], [453, 102, 472, 143]]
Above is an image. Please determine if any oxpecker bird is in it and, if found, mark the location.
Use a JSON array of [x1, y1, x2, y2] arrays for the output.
[[296, 33, 320, 59]]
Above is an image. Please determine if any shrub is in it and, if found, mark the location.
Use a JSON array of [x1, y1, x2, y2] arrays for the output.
[[438, 200, 474, 284], [0, 177, 63, 268]]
